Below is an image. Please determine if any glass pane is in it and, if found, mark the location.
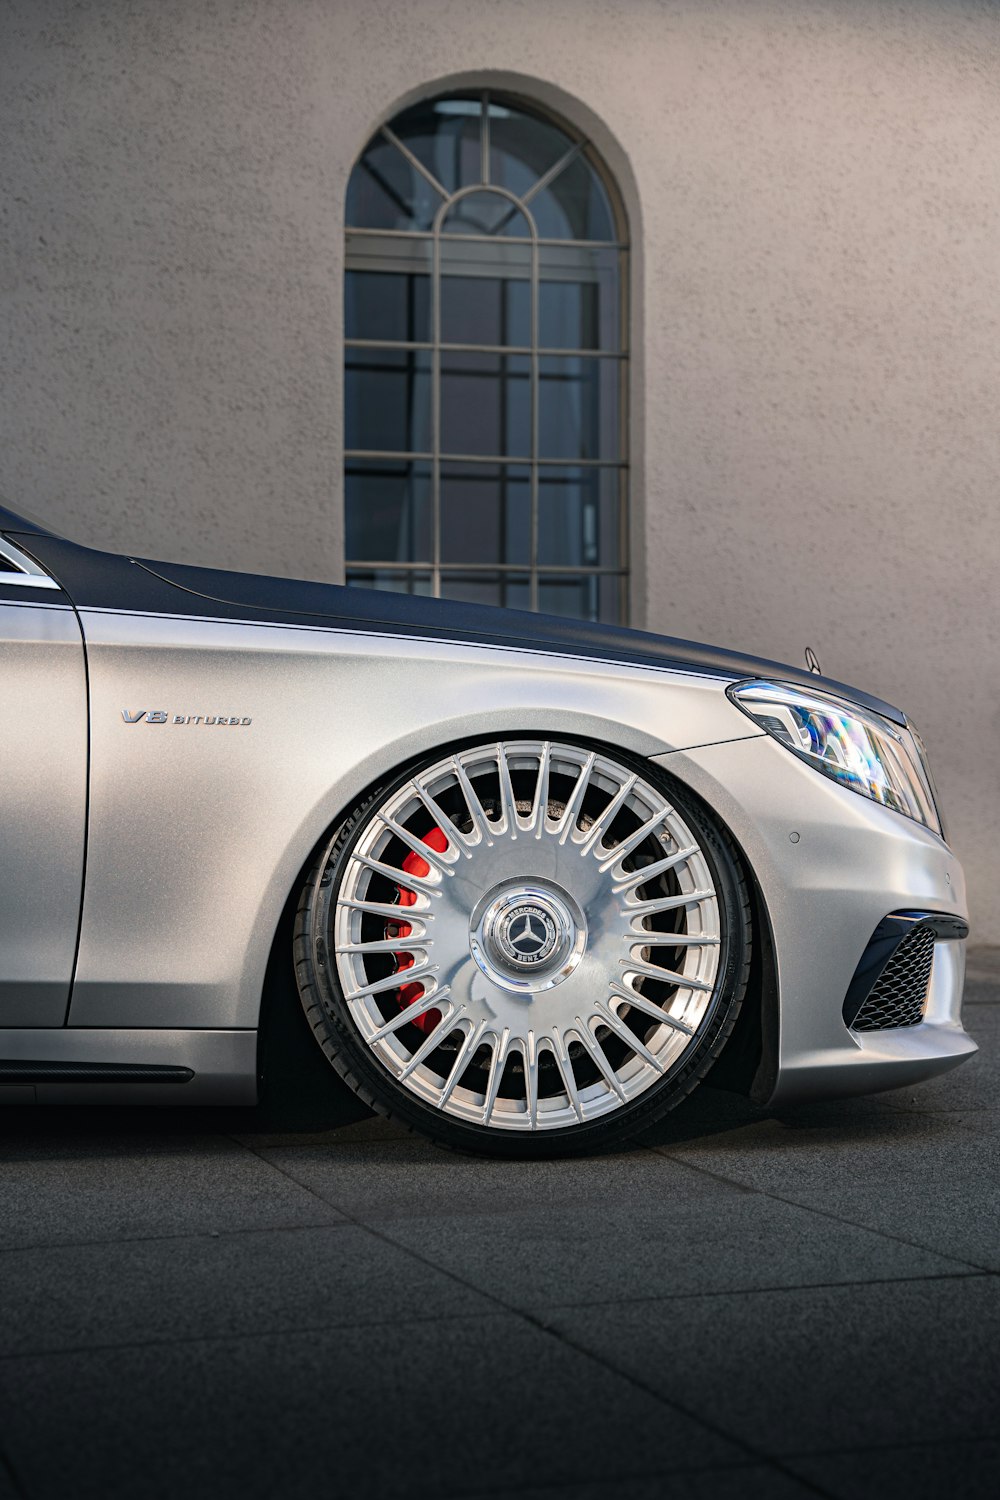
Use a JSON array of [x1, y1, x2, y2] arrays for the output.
[[346, 569, 433, 596], [439, 572, 531, 610], [537, 574, 598, 620], [440, 352, 531, 457], [537, 467, 620, 568], [440, 191, 530, 238], [597, 572, 626, 625], [440, 239, 531, 346], [530, 152, 616, 241], [440, 463, 531, 566], [345, 270, 431, 343], [345, 348, 431, 453], [538, 246, 621, 351], [345, 460, 432, 563], [345, 133, 443, 232], [440, 276, 530, 347], [488, 102, 575, 200], [537, 357, 620, 461], [537, 574, 623, 623], [389, 97, 481, 197]]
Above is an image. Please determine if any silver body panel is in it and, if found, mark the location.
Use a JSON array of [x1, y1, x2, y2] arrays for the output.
[[68, 607, 755, 1031], [0, 561, 975, 1109], [658, 736, 973, 1101]]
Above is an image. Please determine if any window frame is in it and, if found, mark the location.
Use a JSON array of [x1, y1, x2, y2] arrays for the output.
[[344, 90, 629, 623]]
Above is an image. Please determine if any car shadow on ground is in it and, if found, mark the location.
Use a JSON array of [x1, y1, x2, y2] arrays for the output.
[[0, 1074, 950, 1160], [2, 952, 980, 1156]]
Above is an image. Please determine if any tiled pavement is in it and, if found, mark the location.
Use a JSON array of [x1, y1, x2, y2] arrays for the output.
[[1, 955, 998, 1498]]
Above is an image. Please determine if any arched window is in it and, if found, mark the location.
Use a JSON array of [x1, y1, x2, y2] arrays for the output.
[[344, 91, 628, 623]]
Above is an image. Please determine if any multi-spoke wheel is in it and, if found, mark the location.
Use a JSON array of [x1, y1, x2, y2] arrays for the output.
[[295, 739, 751, 1155]]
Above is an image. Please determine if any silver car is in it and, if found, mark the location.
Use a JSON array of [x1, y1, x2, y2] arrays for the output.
[[0, 501, 974, 1154]]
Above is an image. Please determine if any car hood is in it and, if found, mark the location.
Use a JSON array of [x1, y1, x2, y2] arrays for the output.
[[5, 520, 907, 726], [137, 555, 907, 726]]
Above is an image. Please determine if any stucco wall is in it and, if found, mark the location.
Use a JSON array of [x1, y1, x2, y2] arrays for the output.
[[2, 0, 999, 936]]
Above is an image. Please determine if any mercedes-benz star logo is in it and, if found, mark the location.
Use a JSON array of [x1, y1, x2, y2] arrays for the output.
[[500, 904, 558, 967], [510, 913, 548, 956]]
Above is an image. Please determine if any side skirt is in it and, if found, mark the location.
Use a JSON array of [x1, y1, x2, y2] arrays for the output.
[[0, 1029, 257, 1106]]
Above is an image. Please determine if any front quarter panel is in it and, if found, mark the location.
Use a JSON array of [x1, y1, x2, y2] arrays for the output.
[[657, 734, 973, 1103], [69, 610, 758, 1030]]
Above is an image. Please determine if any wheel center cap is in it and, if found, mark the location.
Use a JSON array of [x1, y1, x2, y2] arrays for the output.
[[470, 882, 587, 995], [495, 903, 560, 968]]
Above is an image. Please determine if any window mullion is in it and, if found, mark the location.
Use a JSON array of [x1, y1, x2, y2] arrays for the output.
[[481, 92, 490, 185], [432, 221, 442, 598], [530, 234, 539, 612]]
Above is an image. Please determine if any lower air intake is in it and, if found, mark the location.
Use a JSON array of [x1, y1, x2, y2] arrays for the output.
[[852, 923, 935, 1032]]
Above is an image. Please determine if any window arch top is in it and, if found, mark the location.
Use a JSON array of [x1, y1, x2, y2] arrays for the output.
[[346, 94, 620, 243]]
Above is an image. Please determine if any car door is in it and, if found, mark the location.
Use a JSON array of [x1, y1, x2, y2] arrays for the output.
[[0, 534, 87, 1026]]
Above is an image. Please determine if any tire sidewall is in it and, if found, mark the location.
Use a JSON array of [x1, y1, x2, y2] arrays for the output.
[[296, 739, 750, 1157]]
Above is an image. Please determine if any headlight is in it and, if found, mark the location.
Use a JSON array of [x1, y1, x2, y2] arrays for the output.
[[728, 679, 944, 836]]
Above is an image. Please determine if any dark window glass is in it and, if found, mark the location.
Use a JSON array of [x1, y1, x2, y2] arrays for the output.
[[537, 467, 620, 568], [439, 573, 532, 611], [440, 276, 530, 348], [388, 97, 481, 197], [489, 102, 575, 200], [440, 464, 531, 565], [345, 460, 432, 563], [538, 247, 621, 351], [345, 134, 442, 232], [529, 152, 616, 241], [537, 356, 620, 461], [537, 574, 621, 624], [440, 191, 530, 238], [345, 270, 431, 343], [440, 237, 531, 346], [345, 349, 431, 453], [346, 569, 433, 596], [440, 352, 531, 457]]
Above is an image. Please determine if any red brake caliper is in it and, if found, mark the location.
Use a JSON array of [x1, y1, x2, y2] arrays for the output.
[[387, 826, 447, 1034]]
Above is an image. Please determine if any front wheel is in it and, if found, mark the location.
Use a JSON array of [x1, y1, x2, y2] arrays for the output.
[[294, 738, 751, 1157]]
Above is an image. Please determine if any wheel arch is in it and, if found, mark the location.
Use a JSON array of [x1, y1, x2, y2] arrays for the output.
[[255, 722, 778, 1106]]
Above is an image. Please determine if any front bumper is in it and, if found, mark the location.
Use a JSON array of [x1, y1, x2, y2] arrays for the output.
[[655, 732, 975, 1106]]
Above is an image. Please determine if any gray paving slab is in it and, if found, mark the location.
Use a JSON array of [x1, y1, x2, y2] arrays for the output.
[[360, 1191, 970, 1311], [785, 1439, 1000, 1499], [656, 1098, 994, 1198], [0, 1133, 343, 1249], [472, 1466, 818, 1500], [258, 1136, 736, 1221], [0, 955, 995, 1495], [231, 1111, 410, 1149], [874, 1003, 1000, 1114], [965, 945, 1000, 984], [0, 1317, 745, 1500], [544, 1276, 1000, 1457], [734, 1174, 1000, 1273], [0, 1224, 494, 1357]]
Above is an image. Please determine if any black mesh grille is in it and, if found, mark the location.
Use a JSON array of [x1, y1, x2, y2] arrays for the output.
[[852, 924, 935, 1031]]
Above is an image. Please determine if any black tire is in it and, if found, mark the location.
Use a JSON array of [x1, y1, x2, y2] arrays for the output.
[[294, 739, 752, 1158]]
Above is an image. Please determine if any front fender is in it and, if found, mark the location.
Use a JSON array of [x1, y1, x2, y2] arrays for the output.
[[70, 610, 756, 1030]]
